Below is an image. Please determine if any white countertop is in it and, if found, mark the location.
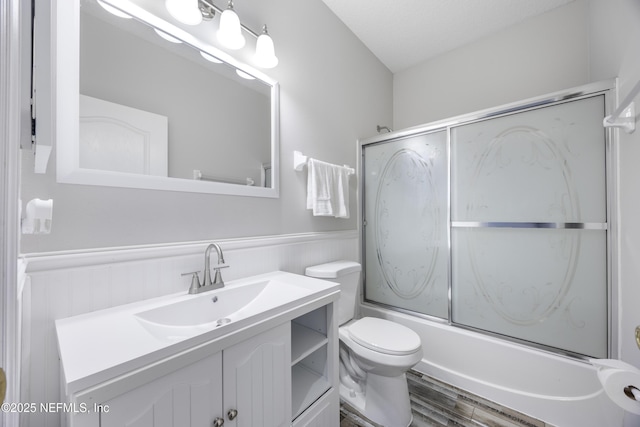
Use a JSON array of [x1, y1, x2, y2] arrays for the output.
[[55, 271, 339, 395]]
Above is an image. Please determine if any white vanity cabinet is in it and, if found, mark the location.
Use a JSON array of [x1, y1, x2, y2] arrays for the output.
[[99, 352, 223, 427], [291, 305, 339, 427], [95, 324, 290, 427], [56, 271, 340, 427], [222, 323, 291, 427]]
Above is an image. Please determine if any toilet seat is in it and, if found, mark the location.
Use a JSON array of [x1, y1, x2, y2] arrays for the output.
[[347, 317, 421, 356]]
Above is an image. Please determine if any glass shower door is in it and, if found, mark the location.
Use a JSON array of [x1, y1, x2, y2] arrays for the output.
[[363, 131, 449, 319], [361, 93, 610, 358], [450, 95, 608, 358]]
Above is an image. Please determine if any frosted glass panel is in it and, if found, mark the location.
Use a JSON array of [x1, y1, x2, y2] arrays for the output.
[[450, 95, 608, 358], [451, 96, 606, 223], [363, 131, 448, 318], [452, 228, 608, 358]]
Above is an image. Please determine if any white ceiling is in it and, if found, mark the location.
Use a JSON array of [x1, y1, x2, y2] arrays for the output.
[[321, 0, 575, 73]]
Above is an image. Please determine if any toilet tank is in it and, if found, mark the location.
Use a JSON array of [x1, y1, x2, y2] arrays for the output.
[[305, 261, 361, 325]]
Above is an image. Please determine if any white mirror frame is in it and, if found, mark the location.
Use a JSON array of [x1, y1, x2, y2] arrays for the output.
[[54, 0, 280, 197]]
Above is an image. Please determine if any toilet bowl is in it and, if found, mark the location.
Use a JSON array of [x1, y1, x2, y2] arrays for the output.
[[305, 261, 423, 427]]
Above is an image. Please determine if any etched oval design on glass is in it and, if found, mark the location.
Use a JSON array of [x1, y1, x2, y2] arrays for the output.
[[375, 149, 441, 299], [465, 126, 580, 325]]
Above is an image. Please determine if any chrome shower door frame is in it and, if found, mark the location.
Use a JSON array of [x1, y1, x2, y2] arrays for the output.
[[358, 79, 619, 360]]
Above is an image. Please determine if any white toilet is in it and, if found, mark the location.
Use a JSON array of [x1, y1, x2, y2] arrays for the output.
[[305, 261, 423, 427]]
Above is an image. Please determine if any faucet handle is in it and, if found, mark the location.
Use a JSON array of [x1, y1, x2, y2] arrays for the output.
[[181, 271, 201, 293]]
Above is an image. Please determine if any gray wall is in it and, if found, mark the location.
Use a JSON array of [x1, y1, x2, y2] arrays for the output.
[[20, 0, 393, 253], [393, 0, 590, 129]]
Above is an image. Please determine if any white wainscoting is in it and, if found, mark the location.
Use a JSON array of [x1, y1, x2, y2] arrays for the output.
[[20, 230, 358, 427]]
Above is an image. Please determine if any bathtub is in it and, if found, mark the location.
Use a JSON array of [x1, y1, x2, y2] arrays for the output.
[[360, 304, 632, 427]]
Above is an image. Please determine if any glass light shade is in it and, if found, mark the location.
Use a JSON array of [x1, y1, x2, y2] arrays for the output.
[[255, 30, 278, 68], [97, 0, 132, 19], [154, 29, 182, 44], [217, 7, 245, 49], [165, 0, 202, 25]]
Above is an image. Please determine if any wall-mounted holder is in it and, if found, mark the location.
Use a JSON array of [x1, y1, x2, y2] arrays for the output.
[[293, 150, 355, 174], [603, 102, 636, 134], [590, 358, 640, 415], [21, 198, 53, 234], [603, 79, 640, 134], [293, 151, 308, 171]]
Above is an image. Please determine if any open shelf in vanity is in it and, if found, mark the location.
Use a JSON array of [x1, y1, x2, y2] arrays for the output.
[[291, 305, 332, 420]]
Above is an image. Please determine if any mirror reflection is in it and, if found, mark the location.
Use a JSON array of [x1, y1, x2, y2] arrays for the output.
[[77, 0, 276, 190]]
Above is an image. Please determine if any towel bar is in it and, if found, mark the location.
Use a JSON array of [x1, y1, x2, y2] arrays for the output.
[[293, 150, 354, 174]]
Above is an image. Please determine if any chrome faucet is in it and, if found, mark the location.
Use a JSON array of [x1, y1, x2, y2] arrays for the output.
[[183, 243, 229, 294], [203, 243, 226, 288]]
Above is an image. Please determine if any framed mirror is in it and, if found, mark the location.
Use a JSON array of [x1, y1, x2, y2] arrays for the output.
[[55, 0, 279, 197]]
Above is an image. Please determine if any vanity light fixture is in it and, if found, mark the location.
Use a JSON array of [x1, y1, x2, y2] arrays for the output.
[[216, 1, 245, 50], [161, 0, 279, 68], [97, 0, 131, 18], [254, 25, 278, 69], [165, 0, 203, 26]]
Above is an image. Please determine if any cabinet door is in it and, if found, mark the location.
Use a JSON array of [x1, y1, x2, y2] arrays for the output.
[[100, 352, 222, 427], [223, 323, 291, 427]]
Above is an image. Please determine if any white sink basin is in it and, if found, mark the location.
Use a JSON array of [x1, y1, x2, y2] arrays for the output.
[[55, 271, 340, 394], [136, 280, 269, 327], [135, 275, 310, 340]]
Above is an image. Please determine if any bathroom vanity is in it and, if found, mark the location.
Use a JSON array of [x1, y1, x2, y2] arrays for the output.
[[55, 271, 339, 427]]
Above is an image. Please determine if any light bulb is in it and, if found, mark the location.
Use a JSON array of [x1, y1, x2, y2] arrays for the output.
[[97, 0, 131, 19], [217, 2, 245, 50], [165, 0, 202, 26], [254, 26, 278, 68]]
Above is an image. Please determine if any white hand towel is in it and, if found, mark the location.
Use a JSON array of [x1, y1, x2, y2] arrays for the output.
[[333, 164, 350, 218], [306, 158, 350, 218], [306, 158, 333, 216]]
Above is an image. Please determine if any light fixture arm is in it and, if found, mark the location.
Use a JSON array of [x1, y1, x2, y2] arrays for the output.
[[198, 1, 215, 20], [199, 0, 261, 38]]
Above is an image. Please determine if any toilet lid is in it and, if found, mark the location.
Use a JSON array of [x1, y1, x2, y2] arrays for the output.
[[348, 317, 421, 356]]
